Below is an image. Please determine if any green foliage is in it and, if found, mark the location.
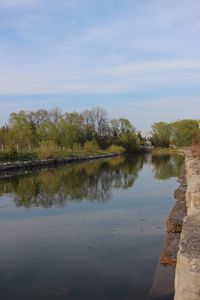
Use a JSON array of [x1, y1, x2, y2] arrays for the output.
[[58, 113, 82, 147], [36, 142, 58, 159], [151, 122, 172, 147], [0, 107, 141, 161], [17, 152, 38, 161], [172, 120, 200, 146], [106, 145, 126, 154], [151, 119, 200, 148], [71, 143, 83, 153], [8, 146, 18, 161], [0, 150, 37, 162], [0, 152, 10, 162], [152, 147, 179, 156], [119, 131, 139, 152], [83, 140, 100, 153]]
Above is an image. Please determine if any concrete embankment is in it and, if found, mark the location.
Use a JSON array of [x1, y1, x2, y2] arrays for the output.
[[149, 161, 187, 300], [160, 164, 187, 267], [174, 152, 200, 300], [0, 153, 118, 177]]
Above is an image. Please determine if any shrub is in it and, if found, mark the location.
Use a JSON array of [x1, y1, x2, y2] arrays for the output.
[[0, 152, 9, 162], [36, 142, 58, 159], [119, 131, 139, 152], [8, 146, 18, 161], [106, 144, 126, 154], [71, 143, 83, 153], [83, 140, 100, 153], [17, 151, 38, 161]]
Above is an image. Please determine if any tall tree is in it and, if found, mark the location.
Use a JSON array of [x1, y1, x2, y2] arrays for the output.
[[151, 122, 172, 147]]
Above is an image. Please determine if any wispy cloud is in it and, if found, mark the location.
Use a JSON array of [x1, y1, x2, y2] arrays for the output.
[[106, 97, 200, 133], [105, 59, 200, 76], [0, 0, 199, 130]]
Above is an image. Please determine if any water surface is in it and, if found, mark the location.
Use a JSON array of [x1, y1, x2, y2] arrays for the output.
[[0, 154, 183, 300]]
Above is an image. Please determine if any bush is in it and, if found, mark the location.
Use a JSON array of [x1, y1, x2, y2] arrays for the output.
[[17, 151, 38, 161], [8, 146, 18, 161], [83, 140, 100, 153], [71, 143, 83, 153], [36, 142, 58, 159], [0, 150, 37, 162], [106, 144, 126, 154], [119, 131, 139, 152], [0, 152, 9, 162]]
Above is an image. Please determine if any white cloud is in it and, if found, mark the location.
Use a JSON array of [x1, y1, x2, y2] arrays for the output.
[[105, 59, 200, 76], [0, 0, 199, 132]]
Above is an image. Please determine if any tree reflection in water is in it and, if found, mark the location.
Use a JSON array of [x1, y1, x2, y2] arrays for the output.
[[0, 154, 183, 208], [0, 155, 144, 208], [151, 154, 183, 180]]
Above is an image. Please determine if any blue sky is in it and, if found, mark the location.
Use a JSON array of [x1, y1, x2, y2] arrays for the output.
[[0, 0, 200, 132]]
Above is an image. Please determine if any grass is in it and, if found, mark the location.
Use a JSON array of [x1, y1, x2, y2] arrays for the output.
[[0, 151, 38, 162], [152, 147, 181, 156], [0, 143, 123, 163], [106, 144, 126, 154]]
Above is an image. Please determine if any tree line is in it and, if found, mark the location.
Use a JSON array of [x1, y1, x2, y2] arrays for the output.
[[0, 107, 140, 158], [0, 107, 199, 161], [150, 120, 200, 148]]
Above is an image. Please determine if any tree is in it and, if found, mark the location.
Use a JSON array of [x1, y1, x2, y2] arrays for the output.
[[9, 111, 36, 149], [81, 107, 110, 148], [119, 131, 138, 152], [1, 106, 140, 153], [58, 112, 83, 147], [151, 122, 172, 147], [171, 120, 200, 146]]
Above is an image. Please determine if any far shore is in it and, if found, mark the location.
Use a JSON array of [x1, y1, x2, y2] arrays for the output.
[[0, 152, 120, 177]]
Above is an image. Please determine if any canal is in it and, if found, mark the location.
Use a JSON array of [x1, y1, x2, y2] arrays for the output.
[[0, 154, 183, 300]]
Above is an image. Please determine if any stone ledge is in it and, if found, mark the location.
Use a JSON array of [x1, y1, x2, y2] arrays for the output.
[[160, 233, 180, 266], [178, 216, 200, 259], [0, 153, 118, 177], [174, 154, 200, 300]]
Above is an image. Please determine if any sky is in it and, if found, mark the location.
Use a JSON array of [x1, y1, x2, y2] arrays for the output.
[[0, 0, 200, 133]]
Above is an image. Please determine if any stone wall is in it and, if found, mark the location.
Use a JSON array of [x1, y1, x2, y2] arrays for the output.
[[0, 153, 118, 177], [174, 152, 200, 300]]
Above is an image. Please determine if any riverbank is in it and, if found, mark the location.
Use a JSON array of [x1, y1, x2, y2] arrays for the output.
[[174, 150, 200, 300], [160, 164, 187, 267], [148, 161, 187, 300], [0, 153, 118, 177]]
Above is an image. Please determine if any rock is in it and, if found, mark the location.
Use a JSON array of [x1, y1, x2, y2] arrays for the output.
[[166, 199, 187, 233], [174, 187, 186, 201], [160, 233, 180, 266], [175, 216, 200, 300]]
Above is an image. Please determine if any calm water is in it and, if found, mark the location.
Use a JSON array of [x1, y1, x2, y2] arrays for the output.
[[0, 154, 183, 300]]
